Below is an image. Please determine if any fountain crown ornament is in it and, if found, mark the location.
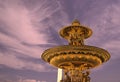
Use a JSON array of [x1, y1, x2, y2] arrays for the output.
[[59, 19, 92, 46]]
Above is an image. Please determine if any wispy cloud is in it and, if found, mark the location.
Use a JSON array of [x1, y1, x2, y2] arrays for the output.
[[0, 0, 69, 71], [0, 0, 47, 44], [21, 79, 46, 82], [91, 2, 120, 60], [75, 0, 120, 60], [0, 77, 46, 82]]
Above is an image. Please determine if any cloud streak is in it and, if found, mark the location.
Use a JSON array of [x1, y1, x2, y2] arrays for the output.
[[0, 0, 69, 72], [73, 0, 120, 60]]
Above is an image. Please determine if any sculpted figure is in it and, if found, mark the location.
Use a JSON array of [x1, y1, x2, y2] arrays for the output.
[[64, 72, 71, 82]]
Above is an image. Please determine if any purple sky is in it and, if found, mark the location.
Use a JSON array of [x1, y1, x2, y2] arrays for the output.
[[0, 0, 120, 82]]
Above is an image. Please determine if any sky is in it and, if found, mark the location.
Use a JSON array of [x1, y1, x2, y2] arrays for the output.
[[0, 0, 120, 82]]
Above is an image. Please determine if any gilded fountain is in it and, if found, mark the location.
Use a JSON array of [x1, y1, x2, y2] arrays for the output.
[[41, 20, 110, 82]]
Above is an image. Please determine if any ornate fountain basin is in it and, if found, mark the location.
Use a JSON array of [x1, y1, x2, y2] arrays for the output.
[[41, 45, 110, 70]]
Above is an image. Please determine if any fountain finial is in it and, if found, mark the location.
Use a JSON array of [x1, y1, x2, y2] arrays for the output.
[[72, 19, 80, 26]]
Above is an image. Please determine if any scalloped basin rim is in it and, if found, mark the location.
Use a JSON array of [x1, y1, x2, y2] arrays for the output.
[[41, 45, 110, 63]]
